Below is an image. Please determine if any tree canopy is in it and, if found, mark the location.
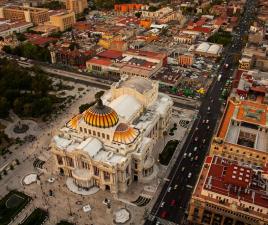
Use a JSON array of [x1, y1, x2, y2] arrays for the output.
[[0, 59, 54, 118]]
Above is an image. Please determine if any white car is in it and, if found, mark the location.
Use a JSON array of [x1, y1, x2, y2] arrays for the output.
[[188, 173, 192, 178], [188, 152, 192, 158], [167, 187, 172, 192], [193, 147, 197, 152], [160, 202, 165, 207]]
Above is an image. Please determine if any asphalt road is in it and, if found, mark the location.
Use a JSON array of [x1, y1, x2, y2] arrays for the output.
[[145, 0, 257, 224]]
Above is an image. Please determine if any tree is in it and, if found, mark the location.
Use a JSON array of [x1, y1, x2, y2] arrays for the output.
[[0, 97, 9, 118], [13, 98, 23, 114], [2, 45, 12, 54], [79, 103, 92, 113], [15, 32, 26, 42], [135, 12, 142, 18]]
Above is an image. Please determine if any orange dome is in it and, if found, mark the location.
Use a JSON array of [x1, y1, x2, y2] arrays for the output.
[[113, 123, 139, 144], [67, 114, 82, 129], [83, 100, 119, 128]]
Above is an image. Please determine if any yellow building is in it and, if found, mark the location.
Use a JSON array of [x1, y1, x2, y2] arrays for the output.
[[239, 57, 252, 70], [0, 6, 49, 25], [50, 11, 76, 31], [210, 97, 268, 167], [66, 0, 87, 14]]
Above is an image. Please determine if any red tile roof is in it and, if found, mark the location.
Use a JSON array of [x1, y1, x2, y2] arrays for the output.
[[204, 156, 268, 208], [97, 50, 122, 59], [86, 58, 112, 66]]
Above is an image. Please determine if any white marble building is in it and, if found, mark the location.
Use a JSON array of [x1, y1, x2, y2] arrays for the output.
[[51, 76, 173, 194]]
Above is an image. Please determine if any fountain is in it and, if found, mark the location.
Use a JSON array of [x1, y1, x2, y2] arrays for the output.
[[13, 121, 29, 134]]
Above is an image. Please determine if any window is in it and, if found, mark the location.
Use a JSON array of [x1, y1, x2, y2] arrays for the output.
[[65, 156, 74, 167], [84, 128, 87, 133], [80, 127, 83, 132], [82, 161, 89, 169], [97, 132, 100, 137], [93, 131, 96, 136], [57, 155, 63, 165], [88, 129, 91, 135], [106, 134, 110, 140], [103, 171, 110, 180], [93, 166, 99, 176], [102, 133, 105, 138]]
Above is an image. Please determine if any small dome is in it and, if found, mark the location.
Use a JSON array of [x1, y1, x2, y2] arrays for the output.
[[113, 123, 139, 144], [68, 114, 82, 129], [83, 99, 119, 128]]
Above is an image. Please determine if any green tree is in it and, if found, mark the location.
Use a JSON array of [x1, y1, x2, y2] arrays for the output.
[[23, 103, 33, 116], [2, 45, 12, 54], [79, 103, 93, 113], [0, 97, 9, 118], [13, 98, 23, 114], [15, 32, 26, 42], [135, 12, 142, 18]]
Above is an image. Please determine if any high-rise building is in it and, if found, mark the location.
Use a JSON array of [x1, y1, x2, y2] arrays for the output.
[[0, 6, 49, 25], [65, 0, 88, 14], [50, 11, 76, 31]]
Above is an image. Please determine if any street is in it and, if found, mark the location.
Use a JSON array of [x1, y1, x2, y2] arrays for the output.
[[144, 0, 257, 224]]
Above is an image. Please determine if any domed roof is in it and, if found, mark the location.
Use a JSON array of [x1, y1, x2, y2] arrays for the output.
[[113, 123, 139, 144], [68, 114, 82, 129], [83, 99, 119, 128]]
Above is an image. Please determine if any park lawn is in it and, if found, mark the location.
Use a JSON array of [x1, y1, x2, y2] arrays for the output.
[[159, 140, 179, 165], [20, 208, 48, 225], [0, 190, 31, 225]]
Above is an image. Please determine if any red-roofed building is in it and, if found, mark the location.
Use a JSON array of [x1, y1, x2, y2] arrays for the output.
[[25, 34, 57, 47], [188, 156, 268, 225], [97, 50, 123, 60]]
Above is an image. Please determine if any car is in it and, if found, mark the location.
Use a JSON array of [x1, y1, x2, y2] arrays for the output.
[[207, 126, 210, 130], [195, 156, 198, 161], [194, 137, 199, 141], [188, 173, 192, 178], [156, 222, 161, 225], [202, 139, 206, 144], [206, 120, 209, 124], [193, 147, 197, 152], [202, 119, 205, 124], [167, 187, 172, 192], [174, 184, 178, 189], [160, 211, 168, 218], [188, 152, 192, 158], [183, 153, 187, 158], [160, 202, 165, 207], [190, 157, 194, 162], [181, 167, 185, 172], [207, 106, 211, 111], [170, 199, 176, 206]]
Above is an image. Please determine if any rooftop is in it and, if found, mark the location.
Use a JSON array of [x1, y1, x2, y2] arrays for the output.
[[201, 156, 268, 208], [197, 156, 268, 209]]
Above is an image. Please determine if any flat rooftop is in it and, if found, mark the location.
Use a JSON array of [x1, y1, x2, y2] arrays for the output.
[[217, 99, 268, 152], [193, 156, 268, 216]]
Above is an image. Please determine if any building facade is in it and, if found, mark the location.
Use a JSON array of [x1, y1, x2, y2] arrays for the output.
[[51, 76, 173, 194], [0, 6, 49, 25], [188, 155, 268, 225], [66, 0, 87, 14], [50, 11, 76, 31], [209, 98, 268, 167]]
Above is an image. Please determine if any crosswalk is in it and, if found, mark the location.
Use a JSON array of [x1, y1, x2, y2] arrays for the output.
[[131, 195, 151, 207]]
